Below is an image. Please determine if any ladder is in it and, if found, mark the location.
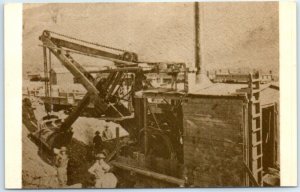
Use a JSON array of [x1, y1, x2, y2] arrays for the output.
[[247, 73, 263, 186]]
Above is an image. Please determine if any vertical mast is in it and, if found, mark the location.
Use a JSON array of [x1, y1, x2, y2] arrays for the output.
[[43, 47, 49, 98]]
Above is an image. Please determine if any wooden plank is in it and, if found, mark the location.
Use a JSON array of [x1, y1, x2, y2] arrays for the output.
[[242, 161, 259, 186], [183, 119, 243, 142], [144, 98, 148, 155], [183, 104, 243, 120], [184, 114, 242, 124], [111, 161, 185, 186], [185, 97, 245, 105]]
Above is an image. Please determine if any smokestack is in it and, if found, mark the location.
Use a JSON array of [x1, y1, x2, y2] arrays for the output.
[[188, 2, 212, 92], [194, 1, 201, 83]]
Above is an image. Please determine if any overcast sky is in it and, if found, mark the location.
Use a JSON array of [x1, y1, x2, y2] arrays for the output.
[[23, 2, 279, 75]]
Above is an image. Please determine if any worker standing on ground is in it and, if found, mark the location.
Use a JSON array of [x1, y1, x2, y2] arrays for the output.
[[88, 153, 117, 188], [102, 125, 113, 141], [55, 146, 69, 187], [93, 131, 103, 154]]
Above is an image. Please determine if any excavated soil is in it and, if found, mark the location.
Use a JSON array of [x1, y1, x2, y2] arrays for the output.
[[22, 98, 129, 188], [22, 124, 59, 188]]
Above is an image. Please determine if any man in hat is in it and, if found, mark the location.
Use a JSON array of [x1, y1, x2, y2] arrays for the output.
[[55, 146, 69, 187], [88, 153, 111, 188], [93, 131, 103, 154], [102, 125, 113, 141]]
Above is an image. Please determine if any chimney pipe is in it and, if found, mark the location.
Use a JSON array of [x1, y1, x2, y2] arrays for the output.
[[194, 2, 201, 83]]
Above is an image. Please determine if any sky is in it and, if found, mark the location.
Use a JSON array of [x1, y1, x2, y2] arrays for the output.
[[23, 2, 279, 76]]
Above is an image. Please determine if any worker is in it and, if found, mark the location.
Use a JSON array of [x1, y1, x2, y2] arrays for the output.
[[102, 125, 113, 141], [167, 65, 179, 90], [88, 153, 117, 188], [93, 131, 103, 154], [55, 146, 69, 187]]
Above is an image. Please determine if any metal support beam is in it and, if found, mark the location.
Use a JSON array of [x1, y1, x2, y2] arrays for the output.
[[65, 54, 95, 81], [60, 93, 91, 131], [40, 36, 113, 131], [38, 44, 138, 66], [50, 37, 122, 60], [106, 72, 124, 99], [89, 67, 142, 73], [41, 37, 99, 96]]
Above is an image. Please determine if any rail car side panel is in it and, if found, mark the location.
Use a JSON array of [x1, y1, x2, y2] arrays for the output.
[[182, 96, 246, 187]]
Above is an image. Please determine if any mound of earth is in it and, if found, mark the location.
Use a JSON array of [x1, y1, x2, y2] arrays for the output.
[[22, 124, 58, 188], [22, 97, 129, 188]]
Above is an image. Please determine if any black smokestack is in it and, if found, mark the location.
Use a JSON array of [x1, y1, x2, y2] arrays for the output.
[[194, 1, 201, 77]]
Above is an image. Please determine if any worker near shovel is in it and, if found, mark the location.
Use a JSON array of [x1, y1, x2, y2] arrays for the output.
[[88, 153, 111, 188], [93, 131, 103, 154], [102, 125, 113, 141], [54, 146, 69, 187]]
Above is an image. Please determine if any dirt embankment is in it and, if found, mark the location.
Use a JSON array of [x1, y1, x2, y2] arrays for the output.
[[22, 97, 128, 188], [22, 124, 58, 188], [22, 121, 96, 188], [22, 98, 59, 188]]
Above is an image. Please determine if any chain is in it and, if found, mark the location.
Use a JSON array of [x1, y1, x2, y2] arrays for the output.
[[46, 30, 130, 53]]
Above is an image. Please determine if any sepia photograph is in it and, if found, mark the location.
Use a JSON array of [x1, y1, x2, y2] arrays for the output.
[[21, 2, 281, 188]]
